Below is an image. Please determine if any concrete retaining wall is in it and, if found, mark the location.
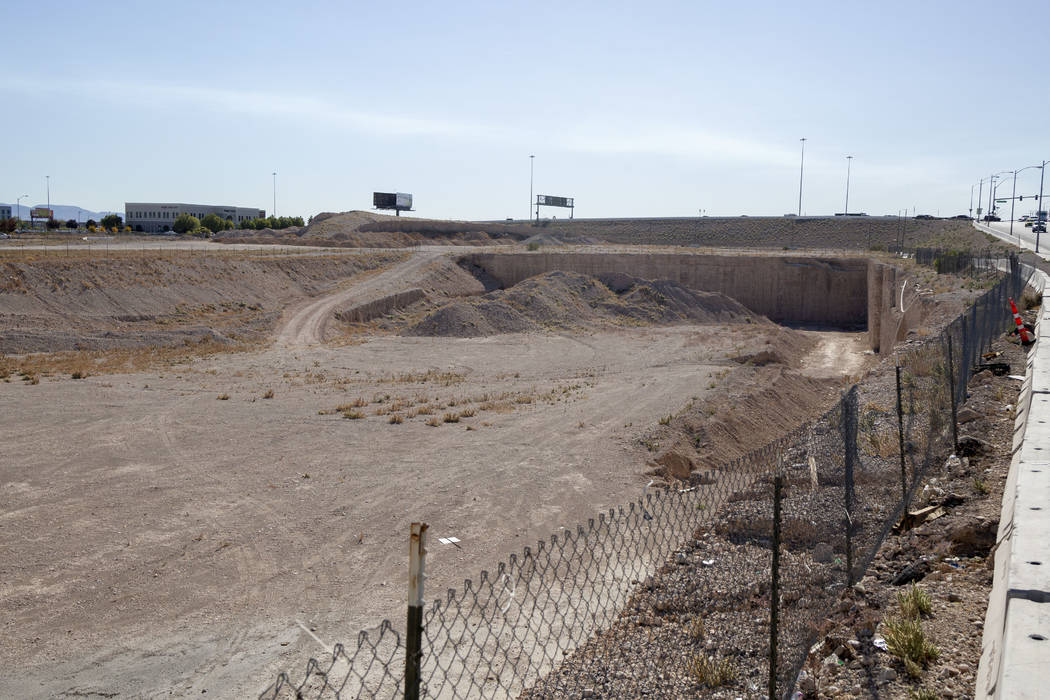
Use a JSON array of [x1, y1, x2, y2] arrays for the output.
[[977, 264, 1050, 698], [464, 252, 869, 328], [334, 288, 426, 324], [867, 261, 926, 353]]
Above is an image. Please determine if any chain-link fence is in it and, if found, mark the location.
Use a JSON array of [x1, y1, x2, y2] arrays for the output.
[[260, 252, 1025, 699]]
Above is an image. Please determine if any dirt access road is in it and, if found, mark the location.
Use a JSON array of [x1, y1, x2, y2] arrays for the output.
[[275, 249, 445, 347], [0, 250, 871, 699]]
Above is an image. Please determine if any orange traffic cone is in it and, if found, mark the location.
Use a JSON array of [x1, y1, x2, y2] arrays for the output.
[[1009, 297, 1032, 344]]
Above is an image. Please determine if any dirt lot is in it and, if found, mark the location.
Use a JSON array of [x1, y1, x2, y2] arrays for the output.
[[0, 241, 993, 699]]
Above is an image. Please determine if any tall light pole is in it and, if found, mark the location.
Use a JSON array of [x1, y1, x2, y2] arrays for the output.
[[1038, 160, 1048, 253], [797, 138, 806, 216], [46, 175, 50, 216], [970, 183, 975, 220], [989, 170, 1011, 220], [272, 171, 277, 219], [16, 194, 28, 221], [529, 155, 535, 222], [1008, 164, 1043, 246], [844, 155, 853, 215]]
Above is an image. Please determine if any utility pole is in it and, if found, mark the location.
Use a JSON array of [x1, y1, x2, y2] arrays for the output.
[[797, 138, 806, 216], [272, 171, 277, 218], [529, 155, 535, 223], [844, 155, 853, 215]]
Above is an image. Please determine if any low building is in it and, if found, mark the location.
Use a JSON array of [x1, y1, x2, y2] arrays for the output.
[[124, 202, 266, 233], [0, 205, 11, 220]]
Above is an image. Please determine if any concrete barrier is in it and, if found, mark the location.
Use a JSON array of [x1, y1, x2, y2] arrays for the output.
[[977, 264, 1050, 698], [334, 288, 426, 324]]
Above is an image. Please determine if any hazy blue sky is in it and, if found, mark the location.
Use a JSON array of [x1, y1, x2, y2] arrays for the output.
[[4, 0, 1049, 220]]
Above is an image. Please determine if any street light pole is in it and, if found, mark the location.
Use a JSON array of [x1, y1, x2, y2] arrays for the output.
[[46, 175, 50, 215], [529, 155, 534, 223], [797, 138, 806, 216], [1010, 170, 1019, 246], [844, 155, 853, 215], [272, 172, 277, 219], [16, 194, 28, 221], [970, 184, 975, 220]]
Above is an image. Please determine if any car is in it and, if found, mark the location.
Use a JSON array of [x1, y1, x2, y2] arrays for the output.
[[0, 233, 9, 239], [1034, 223, 1047, 233], [983, 215, 1001, 222], [1026, 220, 1034, 227]]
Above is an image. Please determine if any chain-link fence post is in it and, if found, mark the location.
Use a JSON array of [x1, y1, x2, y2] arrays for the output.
[[769, 474, 783, 700], [945, 335, 960, 454], [406, 522, 428, 700], [895, 363, 908, 498], [842, 388, 857, 587]]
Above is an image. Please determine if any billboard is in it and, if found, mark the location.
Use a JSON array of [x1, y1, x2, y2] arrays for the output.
[[536, 195, 573, 208], [373, 192, 413, 211], [30, 207, 53, 219]]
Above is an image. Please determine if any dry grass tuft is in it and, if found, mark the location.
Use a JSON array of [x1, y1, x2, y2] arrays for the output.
[[443, 412, 460, 424], [425, 416, 442, 427], [262, 389, 274, 399], [898, 584, 932, 620], [342, 409, 365, 420], [687, 654, 736, 688], [884, 616, 938, 678], [217, 393, 230, 400], [388, 414, 403, 424]]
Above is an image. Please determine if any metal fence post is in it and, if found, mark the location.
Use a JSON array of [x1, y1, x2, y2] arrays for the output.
[[843, 389, 857, 587], [406, 522, 428, 700], [769, 475, 783, 700], [945, 336, 960, 454], [895, 364, 908, 498]]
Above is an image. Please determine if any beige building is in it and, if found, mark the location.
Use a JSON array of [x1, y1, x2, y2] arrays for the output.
[[124, 202, 265, 233]]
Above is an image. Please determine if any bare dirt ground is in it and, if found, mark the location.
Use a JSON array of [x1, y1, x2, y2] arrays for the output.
[[5, 238, 1011, 699], [0, 243, 882, 700]]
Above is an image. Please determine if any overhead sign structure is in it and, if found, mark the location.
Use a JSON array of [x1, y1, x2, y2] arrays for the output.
[[535, 194, 575, 220], [30, 207, 53, 219], [373, 192, 413, 217]]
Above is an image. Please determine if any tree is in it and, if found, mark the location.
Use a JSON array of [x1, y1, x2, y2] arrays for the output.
[[100, 214, 123, 229], [173, 213, 199, 234], [46, 218, 61, 230], [200, 213, 225, 233], [85, 219, 97, 228], [66, 219, 78, 230]]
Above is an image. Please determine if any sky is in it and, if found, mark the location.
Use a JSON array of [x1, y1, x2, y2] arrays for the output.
[[3, 0, 1050, 221]]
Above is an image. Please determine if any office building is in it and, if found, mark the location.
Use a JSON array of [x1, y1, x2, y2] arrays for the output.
[[124, 202, 266, 233]]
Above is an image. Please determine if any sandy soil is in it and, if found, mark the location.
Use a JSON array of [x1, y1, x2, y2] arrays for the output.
[[0, 247, 877, 699]]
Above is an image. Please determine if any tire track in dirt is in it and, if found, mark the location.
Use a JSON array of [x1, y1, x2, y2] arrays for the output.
[[275, 250, 445, 348]]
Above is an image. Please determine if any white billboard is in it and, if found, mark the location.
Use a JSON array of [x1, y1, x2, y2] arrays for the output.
[[395, 193, 413, 210]]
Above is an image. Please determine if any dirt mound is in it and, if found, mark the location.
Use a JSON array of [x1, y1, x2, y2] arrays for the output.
[[251, 211, 535, 248], [0, 253, 404, 353], [549, 216, 1004, 251], [404, 271, 765, 337]]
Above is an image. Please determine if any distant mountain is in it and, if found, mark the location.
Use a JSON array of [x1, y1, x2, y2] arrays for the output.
[[0, 203, 121, 221]]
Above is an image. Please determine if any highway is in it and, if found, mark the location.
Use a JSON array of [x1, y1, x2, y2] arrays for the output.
[[976, 219, 1050, 258]]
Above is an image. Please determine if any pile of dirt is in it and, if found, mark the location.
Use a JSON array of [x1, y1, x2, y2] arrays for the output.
[[215, 211, 537, 248], [403, 271, 765, 337], [0, 252, 404, 353], [545, 217, 1005, 251]]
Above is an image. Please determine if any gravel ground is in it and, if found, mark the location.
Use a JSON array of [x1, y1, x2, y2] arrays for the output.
[[523, 309, 1030, 699]]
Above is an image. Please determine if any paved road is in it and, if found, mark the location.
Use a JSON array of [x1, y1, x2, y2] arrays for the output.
[[978, 220, 1050, 257]]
